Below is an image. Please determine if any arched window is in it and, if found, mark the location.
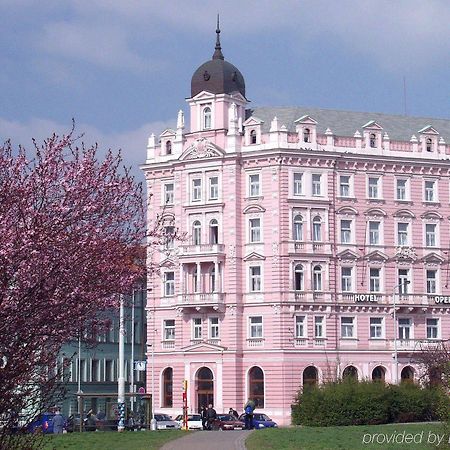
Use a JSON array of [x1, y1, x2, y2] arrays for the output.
[[196, 367, 214, 409], [401, 366, 414, 383], [313, 265, 322, 291], [209, 219, 219, 244], [303, 366, 318, 388], [165, 140, 172, 155], [294, 264, 304, 291], [203, 107, 212, 130], [372, 366, 385, 382], [162, 367, 173, 407], [370, 133, 376, 148], [312, 216, 322, 242], [250, 129, 257, 144], [209, 266, 216, 292], [249, 366, 264, 407], [193, 221, 201, 245], [303, 128, 311, 143], [293, 214, 303, 241], [343, 365, 358, 380], [426, 138, 432, 152]]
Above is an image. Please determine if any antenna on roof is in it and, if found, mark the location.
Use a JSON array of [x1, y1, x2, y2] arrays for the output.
[[403, 76, 407, 116]]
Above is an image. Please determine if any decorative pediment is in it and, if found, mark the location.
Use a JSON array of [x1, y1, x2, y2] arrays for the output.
[[393, 209, 415, 218], [366, 250, 389, 262], [362, 120, 383, 130], [191, 90, 215, 101], [337, 249, 359, 260], [159, 129, 176, 138], [418, 125, 439, 135], [243, 204, 266, 214], [364, 208, 387, 217], [243, 116, 264, 126], [179, 138, 225, 161], [160, 258, 176, 268], [243, 252, 266, 262], [181, 341, 227, 353], [421, 252, 445, 264], [294, 115, 318, 125], [336, 206, 358, 216], [421, 211, 443, 220]]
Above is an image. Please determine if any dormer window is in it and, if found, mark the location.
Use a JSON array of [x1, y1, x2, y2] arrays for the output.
[[370, 134, 376, 148], [426, 138, 432, 152], [203, 107, 212, 130], [166, 141, 172, 155], [303, 128, 311, 143], [250, 129, 257, 144]]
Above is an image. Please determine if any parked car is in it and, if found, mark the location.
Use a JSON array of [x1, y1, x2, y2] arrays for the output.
[[174, 414, 203, 430], [212, 414, 245, 430], [154, 414, 180, 430], [238, 413, 278, 429], [28, 412, 64, 434]]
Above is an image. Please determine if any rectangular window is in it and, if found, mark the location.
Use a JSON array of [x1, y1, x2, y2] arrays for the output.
[[209, 176, 219, 200], [209, 317, 219, 339], [164, 183, 174, 205], [368, 177, 379, 199], [370, 317, 383, 339], [312, 219, 322, 242], [293, 173, 303, 195], [192, 178, 202, 202], [340, 220, 352, 244], [426, 318, 439, 339], [91, 359, 100, 382], [397, 223, 409, 246], [425, 223, 436, 247], [369, 268, 381, 292], [339, 175, 350, 197], [396, 179, 407, 200], [341, 267, 353, 292], [105, 360, 113, 382], [249, 316, 263, 338], [398, 269, 410, 294], [164, 272, 175, 296], [426, 270, 437, 294], [424, 180, 436, 202], [369, 221, 380, 245], [249, 218, 261, 243], [249, 174, 260, 197], [192, 318, 202, 340], [341, 317, 354, 338], [164, 226, 175, 249], [163, 319, 175, 340], [312, 174, 322, 196], [80, 359, 87, 382], [295, 316, 306, 338], [398, 318, 412, 340], [314, 316, 324, 338], [249, 266, 262, 292]]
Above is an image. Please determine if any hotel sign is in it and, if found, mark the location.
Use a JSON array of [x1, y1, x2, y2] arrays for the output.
[[352, 294, 379, 303]]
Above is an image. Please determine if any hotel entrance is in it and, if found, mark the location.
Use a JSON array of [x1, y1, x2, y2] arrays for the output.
[[196, 367, 214, 410]]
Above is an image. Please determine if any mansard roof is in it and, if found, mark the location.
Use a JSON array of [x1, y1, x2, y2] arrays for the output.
[[245, 106, 450, 142]]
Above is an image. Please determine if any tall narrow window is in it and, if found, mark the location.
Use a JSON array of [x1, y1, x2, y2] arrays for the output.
[[368, 177, 379, 199], [293, 173, 303, 196], [340, 220, 351, 243], [303, 128, 311, 143], [426, 138, 433, 152], [341, 317, 355, 338], [165, 141, 172, 155], [162, 368, 173, 407], [249, 174, 260, 197], [312, 174, 322, 196], [249, 316, 263, 338], [369, 221, 380, 245], [313, 265, 322, 291], [192, 318, 202, 340], [249, 218, 261, 243], [426, 318, 439, 339], [398, 269, 410, 294], [203, 107, 212, 129], [164, 183, 174, 205], [314, 316, 324, 338], [370, 318, 383, 338], [209, 317, 219, 339], [209, 219, 219, 244], [370, 133, 376, 148], [425, 224, 436, 247], [312, 216, 322, 242], [341, 267, 352, 292], [339, 175, 350, 197], [163, 319, 175, 340], [369, 268, 381, 292], [250, 266, 262, 292], [293, 214, 303, 241], [248, 367, 264, 407], [192, 178, 202, 202], [193, 266, 199, 293], [209, 266, 216, 292], [424, 180, 436, 202], [397, 223, 409, 246], [164, 272, 175, 296], [164, 226, 175, 250], [193, 221, 202, 245], [250, 129, 257, 144], [396, 179, 407, 200], [295, 316, 306, 337], [209, 176, 219, 200], [398, 318, 412, 340], [426, 270, 437, 294], [294, 264, 304, 291]]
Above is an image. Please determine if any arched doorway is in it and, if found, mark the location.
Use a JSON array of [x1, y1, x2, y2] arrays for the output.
[[372, 366, 385, 382], [343, 365, 358, 380], [162, 367, 173, 407], [400, 366, 414, 383], [248, 366, 265, 407], [196, 367, 214, 409], [303, 366, 318, 388]]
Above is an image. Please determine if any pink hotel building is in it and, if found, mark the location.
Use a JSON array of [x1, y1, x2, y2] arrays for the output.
[[142, 28, 450, 424]]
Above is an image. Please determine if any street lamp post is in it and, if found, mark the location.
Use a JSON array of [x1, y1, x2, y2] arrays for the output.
[[117, 295, 125, 432], [392, 279, 410, 384]]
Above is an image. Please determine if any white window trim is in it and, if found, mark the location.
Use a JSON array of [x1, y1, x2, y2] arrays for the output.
[[248, 315, 264, 339], [163, 319, 176, 341], [162, 181, 175, 206], [209, 317, 220, 339], [395, 178, 410, 201], [396, 221, 411, 247], [369, 317, 385, 339], [163, 271, 175, 297], [423, 179, 438, 203], [192, 317, 203, 340], [368, 266, 384, 293], [248, 264, 263, 292], [340, 316, 357, 339], [367, 175, 383, 200], [294, 315, 307, 338], [340, 266, 354, 293], [247, 171, 262, 198], [293, 171, 304, 196], [425, 268, 440, 295], [397, 317, 414, 340], [338, 173, 353, 198], [314, 315, 326, 338], [423, 222, 439, 248], [247, 215, 263, 244], [425, 316, 440, 340], [368, 220, 383, 246]]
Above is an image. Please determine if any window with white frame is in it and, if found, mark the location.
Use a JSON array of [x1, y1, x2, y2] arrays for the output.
[[192, 220, 202, 245], [397, 222, 409, 246], [163, 319, 175, 340], [370, 317, 383, 338], [164, 183, 174, 205], [424, 180, 436, 202], [209, 266, 216, 292], [398, 318, 412, 340], [339, 175, 351, 197], [426, 318, 439, 339], [249, 218, 261, 243], [249, 316, 263, 338], [192, 178, 202, 202], [398, 269, 410, 294], [312, 216, 322, 242], [203, 107, 212, 130], [396, 179, 407, 201], [369, 268, 381, 292], [164, 226, 175, 250], [209, 317, 219, 339], [341, 267, 353, 292], [209, 176, 219, 200], [295, 315, 306, 338], [293, 214, 303, 241], [369, 133, 377, 148], [426, 270, 437, 294], [369, 221, 380, 245], [314, 316, 324, 338], [426, 138, 433, 152], [425, 223, 437, 247], [303, 128, 311, 143], [294, 264, 304, 290], [249, 266, 262, 292], [192, 318, 202, 340], [341, 317, 355, 338], [164, 272, 175, 296], [340, 219, 352, 244], [209, 219, 219, 244], [312, 174, 322, 196], [313, 265, 322, 291], [293, 173, 303, 196], [193, 266, 199, 293], [250, 129, 257, 144], [368, 177, 380, 199], [249, 174, 260, 197]]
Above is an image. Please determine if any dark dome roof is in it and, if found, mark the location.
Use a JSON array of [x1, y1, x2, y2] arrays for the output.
[[190, 19, 246, 98]]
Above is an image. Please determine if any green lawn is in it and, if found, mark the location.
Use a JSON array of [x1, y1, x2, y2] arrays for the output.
[[42, 430, 185, 450], [246, 423, 450, 450]]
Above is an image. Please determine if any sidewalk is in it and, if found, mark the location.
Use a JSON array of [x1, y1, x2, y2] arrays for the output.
[[159, 430, 253, 450]]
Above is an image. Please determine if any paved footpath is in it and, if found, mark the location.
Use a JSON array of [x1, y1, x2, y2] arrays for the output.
[[160, 430, 253, 450]]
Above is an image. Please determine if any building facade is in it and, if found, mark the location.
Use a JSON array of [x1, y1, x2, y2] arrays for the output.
[[142, 27, 450, 425]]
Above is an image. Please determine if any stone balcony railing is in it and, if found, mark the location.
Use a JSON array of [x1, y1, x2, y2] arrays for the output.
[[288, 241, 332, 254], [180, 243, 225, 255], [338, 293, 436, 307], [388, 339, 443, 351], [177, 292, 225, 307], [247, 338, 264, 347]]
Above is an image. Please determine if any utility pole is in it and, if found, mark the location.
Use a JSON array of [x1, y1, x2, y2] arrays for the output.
[[117, 295, 125, 431]]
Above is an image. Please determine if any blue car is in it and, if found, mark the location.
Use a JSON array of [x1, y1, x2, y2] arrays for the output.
[[28, 412, 56, 434], [239, 413, 278, 429]]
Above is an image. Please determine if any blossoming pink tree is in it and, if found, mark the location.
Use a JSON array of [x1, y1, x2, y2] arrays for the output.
[[0, 131, 154, 448]]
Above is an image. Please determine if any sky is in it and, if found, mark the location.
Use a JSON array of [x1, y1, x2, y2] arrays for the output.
[[1, 0, 449, 183]]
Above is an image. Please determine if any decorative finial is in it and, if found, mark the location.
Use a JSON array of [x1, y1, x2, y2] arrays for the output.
[[213, 14, 224, 60]]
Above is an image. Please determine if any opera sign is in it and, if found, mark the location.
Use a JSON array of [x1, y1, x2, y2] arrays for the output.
[[434, 296, 450, 306]]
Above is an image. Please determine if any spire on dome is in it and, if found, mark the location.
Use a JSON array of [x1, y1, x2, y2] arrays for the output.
[[212, 14, 224, 60]]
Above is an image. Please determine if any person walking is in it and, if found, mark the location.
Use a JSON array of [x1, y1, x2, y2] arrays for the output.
[[205, 404, 217, 430], [53, 410, 65, 434], [228, 407, 238, 419], [243, 399, 255, 430], [200, 405, 208, 430]]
